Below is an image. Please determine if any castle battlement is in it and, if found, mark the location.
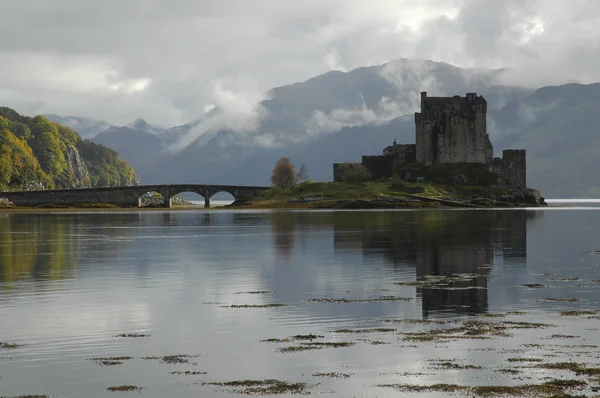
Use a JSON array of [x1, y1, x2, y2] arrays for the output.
[[333, 91, 527, 188]]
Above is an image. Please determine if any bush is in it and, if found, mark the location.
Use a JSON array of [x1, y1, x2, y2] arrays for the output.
[[339, 163, 371, 183]]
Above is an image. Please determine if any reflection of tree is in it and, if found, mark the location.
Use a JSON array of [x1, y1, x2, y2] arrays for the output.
[[0, 214, 140, 284], [270, 212, 297, 260], [0, 215, 76, 283], [333, 210, 540, 317]]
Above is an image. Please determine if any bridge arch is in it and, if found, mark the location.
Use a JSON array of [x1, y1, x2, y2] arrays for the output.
[[168, 187, 238, 208]]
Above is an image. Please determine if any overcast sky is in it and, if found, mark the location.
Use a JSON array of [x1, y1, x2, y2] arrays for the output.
[[1, 0, 599, 126]]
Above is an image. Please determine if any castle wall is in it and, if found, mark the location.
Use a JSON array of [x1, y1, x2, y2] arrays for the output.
[[361, 156, 394, 180], [416, 92, 493, 166], [332, 163, 348, 182], [487, 149, 526, 187]]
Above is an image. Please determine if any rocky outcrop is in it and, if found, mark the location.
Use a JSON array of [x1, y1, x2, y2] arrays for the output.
[[0, 198, 14, 206], [468, 188, 546, 207], [65, 146, 91, 188]]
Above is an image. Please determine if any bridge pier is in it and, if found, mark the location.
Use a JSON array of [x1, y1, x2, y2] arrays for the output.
[[164, 195, 172, 208], [204, 197, 210, 208]]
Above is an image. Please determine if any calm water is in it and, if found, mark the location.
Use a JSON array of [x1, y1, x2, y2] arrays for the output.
[[1, 204, 600, 397]]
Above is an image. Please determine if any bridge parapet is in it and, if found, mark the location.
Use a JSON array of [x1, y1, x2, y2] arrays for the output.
[[2, 184, 270, 208]]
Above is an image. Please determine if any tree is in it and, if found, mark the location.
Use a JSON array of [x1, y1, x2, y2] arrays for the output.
[[339, 162, 371, 183], [270, 157, 308, 191]]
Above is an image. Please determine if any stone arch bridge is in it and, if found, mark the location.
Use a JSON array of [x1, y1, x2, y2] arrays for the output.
[[2, 184, 270, 208]]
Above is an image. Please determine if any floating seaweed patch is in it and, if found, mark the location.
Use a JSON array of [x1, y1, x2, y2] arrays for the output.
[[312, 372, 352, 379], [0, 342, 24, 349], [306, 296, 412, 303], [427, 359, 483, 370], [114, 333, 150, 338], [290, 334, 324, 340], [537, 362, 600, 376], [378, 318, 449, 325], [331, 328, 396, 334], [170, 370, 208, 375], [105, 385, 144, 392], [506, 357, 545, 363], [89, 356, 133, 366], [202, 379, 311, 395], [234, 291, 274, 295], [536, 298, 583, 302], [277, 342, 355, 353], [544, 334, 580, 339], [559, 310, 599, 316], [401, 320, 553, 343], [380, 380, 587, 396], [521, 284, 548, 288], [142, 354, 200, 365], [223, 304, 289, 308], [551, 277, 583, 282]]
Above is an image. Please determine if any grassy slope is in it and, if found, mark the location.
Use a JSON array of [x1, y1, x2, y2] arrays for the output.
[[238, 180, 510, 209]]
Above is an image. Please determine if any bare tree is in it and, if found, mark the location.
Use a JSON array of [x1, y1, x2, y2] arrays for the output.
[[295, 164, 308, 184], [271, 157, 308, 191]]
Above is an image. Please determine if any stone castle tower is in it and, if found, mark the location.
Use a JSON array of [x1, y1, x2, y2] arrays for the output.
[[333, 91, 527, 188], [415, 92, 493, 166]]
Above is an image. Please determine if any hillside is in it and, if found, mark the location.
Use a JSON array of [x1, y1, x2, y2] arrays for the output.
[[0, 107, 138, 191]]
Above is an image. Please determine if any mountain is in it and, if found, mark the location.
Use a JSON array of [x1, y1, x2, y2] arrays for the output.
[[0, 107, 138, 191], [496, 83, 600, 198], [93, 124, 165, 172], [52, 58, 599, 198], [135, 59, 531, 185], [43, 114, 113, 139]]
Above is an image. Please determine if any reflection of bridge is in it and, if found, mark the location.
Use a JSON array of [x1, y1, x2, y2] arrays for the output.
[[2, 184, 270, 208]]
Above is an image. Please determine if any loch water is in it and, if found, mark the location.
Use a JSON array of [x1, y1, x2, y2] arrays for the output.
[[1, 205, 600, 397]]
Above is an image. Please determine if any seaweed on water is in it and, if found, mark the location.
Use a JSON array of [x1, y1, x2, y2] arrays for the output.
[[0, 342, 24, 349], [306, 296, 412, 303], [142, 354, 200, 365], [331, 328, 396, 334], [203, 379, 310, 395], [312, 372, 351, 379], [224, 304, 289, 308], [114, 333, 150, 338], [105, 385, 144, 392], [277, 342, 355, 353], [89, 356, 133, 366]]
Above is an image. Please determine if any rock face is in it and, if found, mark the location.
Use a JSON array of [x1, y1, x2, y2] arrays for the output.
[[64, 146, 91, 188], [0, 198, 14, 206]]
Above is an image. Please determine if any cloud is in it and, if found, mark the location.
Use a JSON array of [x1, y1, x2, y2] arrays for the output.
[[0, 0, 599, 129], [168, 77, 268, 152]]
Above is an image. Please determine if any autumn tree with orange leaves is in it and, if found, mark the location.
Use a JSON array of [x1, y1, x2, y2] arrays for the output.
[[270, 157, 308, 191]]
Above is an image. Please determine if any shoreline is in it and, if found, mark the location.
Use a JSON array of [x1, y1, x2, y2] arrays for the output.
[[0, 200, 544, 213]]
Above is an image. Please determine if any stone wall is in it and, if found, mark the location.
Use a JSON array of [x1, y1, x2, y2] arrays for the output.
[[487, 149, 527, 188], [361, 156, 394, 180], [415, 92, 493, 166]]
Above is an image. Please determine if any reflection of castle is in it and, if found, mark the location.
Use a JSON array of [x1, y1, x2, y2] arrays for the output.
[[333, 92, 527, 187], [332, 211, 534, 317]]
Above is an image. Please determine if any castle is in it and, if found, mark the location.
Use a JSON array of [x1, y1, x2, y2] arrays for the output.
[[333, 92, 526, 188]]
